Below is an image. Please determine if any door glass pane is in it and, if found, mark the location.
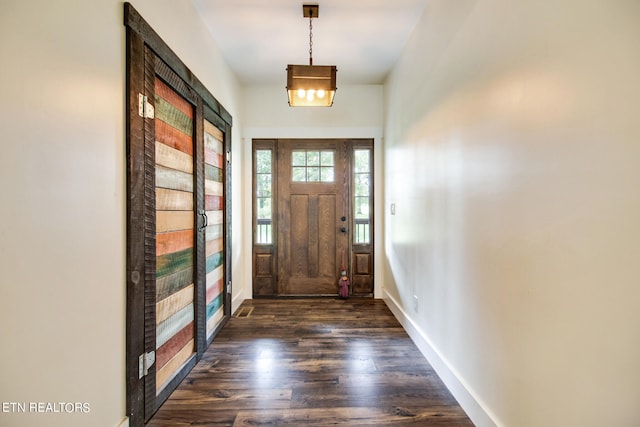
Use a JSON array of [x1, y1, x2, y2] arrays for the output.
[[307, 151, 320, 166], [321, 151, 334, 166], [307, 167, 320, 182], [292, 151, 306, 166]]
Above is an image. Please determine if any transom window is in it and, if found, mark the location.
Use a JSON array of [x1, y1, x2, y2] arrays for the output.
[[292, 150, 334, 182]]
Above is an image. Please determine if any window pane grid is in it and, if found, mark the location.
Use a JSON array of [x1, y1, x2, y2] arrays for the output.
[[292, 150, 334, 182]]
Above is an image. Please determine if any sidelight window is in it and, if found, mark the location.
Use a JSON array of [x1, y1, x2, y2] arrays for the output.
[[255, 149, 273, 244], [353, 148, 371, 244]]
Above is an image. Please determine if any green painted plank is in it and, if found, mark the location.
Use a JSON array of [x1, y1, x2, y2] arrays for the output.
[[156, 165, 194, 192], [206, 251, 224, 274], [155, 96, 193, 137], [157, 247, 193, 278], [206, 294, 224, 320], [205, 164, 222, 182], [156, 267, 193, 302]]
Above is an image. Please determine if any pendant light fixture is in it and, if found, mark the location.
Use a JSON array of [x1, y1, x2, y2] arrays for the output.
[[286, 4, 337, 107]]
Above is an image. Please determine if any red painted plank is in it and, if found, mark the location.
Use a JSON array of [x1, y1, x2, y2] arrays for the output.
[[156, 322, 194, 370], [156, 229, 194, 257], [155, 120, 193, 156], [206, 278, 223, 305], [205, 195, 223, 211], [205, 149, 223, 169]]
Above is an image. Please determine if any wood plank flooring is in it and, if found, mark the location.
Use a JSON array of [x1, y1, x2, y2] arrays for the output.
[[148, 298, 474, 426]]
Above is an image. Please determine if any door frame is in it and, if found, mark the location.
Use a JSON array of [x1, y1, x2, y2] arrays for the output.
[[124, 4, 232, 425], [251, 138, 374, 297]]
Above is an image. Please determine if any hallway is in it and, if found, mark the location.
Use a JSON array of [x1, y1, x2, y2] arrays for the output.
[[147, 298, 473, 426]]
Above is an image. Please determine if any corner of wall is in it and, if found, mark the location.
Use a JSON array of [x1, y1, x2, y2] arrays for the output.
[[382, 290, 502, 427]]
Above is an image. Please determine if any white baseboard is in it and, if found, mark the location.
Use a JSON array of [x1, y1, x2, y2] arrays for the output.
[[117, 417, 129, 427], [382, 290, 501, 427]]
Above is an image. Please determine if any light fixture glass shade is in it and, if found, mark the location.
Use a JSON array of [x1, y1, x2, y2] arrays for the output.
[[287, 64, 337, 107]]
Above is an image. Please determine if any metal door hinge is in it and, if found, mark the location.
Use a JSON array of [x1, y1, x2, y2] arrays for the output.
[[138, 94, 155, 119], [138, 351, 155, 379]]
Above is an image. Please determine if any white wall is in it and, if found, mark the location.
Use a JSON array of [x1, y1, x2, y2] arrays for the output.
[[0, 1, 242, 426], [241, 84, 385, 300], [383, 1, 640, 426]]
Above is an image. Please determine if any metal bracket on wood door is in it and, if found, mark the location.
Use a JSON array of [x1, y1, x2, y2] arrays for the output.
[[138, 93, 155, 119], [138, 351, 156, 379]]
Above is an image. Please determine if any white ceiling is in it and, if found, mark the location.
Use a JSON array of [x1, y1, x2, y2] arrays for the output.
[[192, 0, 430, 85]]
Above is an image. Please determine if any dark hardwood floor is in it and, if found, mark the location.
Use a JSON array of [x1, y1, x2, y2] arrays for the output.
[[148, 298, 474, 426]]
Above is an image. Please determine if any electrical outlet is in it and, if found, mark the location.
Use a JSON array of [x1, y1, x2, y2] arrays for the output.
[[391, 203, 396, 215]]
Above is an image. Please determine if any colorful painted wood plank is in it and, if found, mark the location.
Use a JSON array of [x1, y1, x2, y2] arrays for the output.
[[155, 79, 193, 118], [206, 294, 223, 320], [155, 120, 193, 156], [156, 283, 194, 325], [205, 224, 223, 241], [206, 307, 225, 338], [156, 229, 194, 257], [205, 179, 223, 196], [205, 265, 223, 290], [205, 195, 222, 211], [156, 211, 193, 233], [156, 188, 193, 211], [156, 141, 193, 174], [204, 120, 223, 142], [156, 269, 193, 302], [206, 238, 223, 258], [204, 130, 223, 153], [156, 322, 193, 370], [156, 247, 193, 278], [206, 252, 223, 274], [155, 97, 193, 137], [204, 164, 222, 182], [204, 149, 223, 169], [156, 304, 194, 349], [156, 165, 194, 193], [205, 278, 223, 305], [206, 210, 223, 226], [156, 339, 194, 394]]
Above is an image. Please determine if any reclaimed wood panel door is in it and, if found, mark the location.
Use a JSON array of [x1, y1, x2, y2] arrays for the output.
[[276, 140, 350, 295], [153, 77, 197, 399], [203, 119, 226, 338], [125, 4, 233, 425]]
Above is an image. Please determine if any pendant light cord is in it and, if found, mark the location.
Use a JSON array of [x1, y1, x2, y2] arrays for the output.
[[308, 13, 313, 65]]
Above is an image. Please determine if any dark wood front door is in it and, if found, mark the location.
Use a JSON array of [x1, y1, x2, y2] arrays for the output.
[[252, 139, 374, 297], [277, 140, 350, 295]]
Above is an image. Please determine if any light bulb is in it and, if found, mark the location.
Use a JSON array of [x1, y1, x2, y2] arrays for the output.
[[297, 89, 306, 98], [307, 90, 315, 102], [317, 89, 325, 98]]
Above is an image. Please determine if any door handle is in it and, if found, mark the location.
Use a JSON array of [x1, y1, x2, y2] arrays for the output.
[[198, 210, 208, 232]]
